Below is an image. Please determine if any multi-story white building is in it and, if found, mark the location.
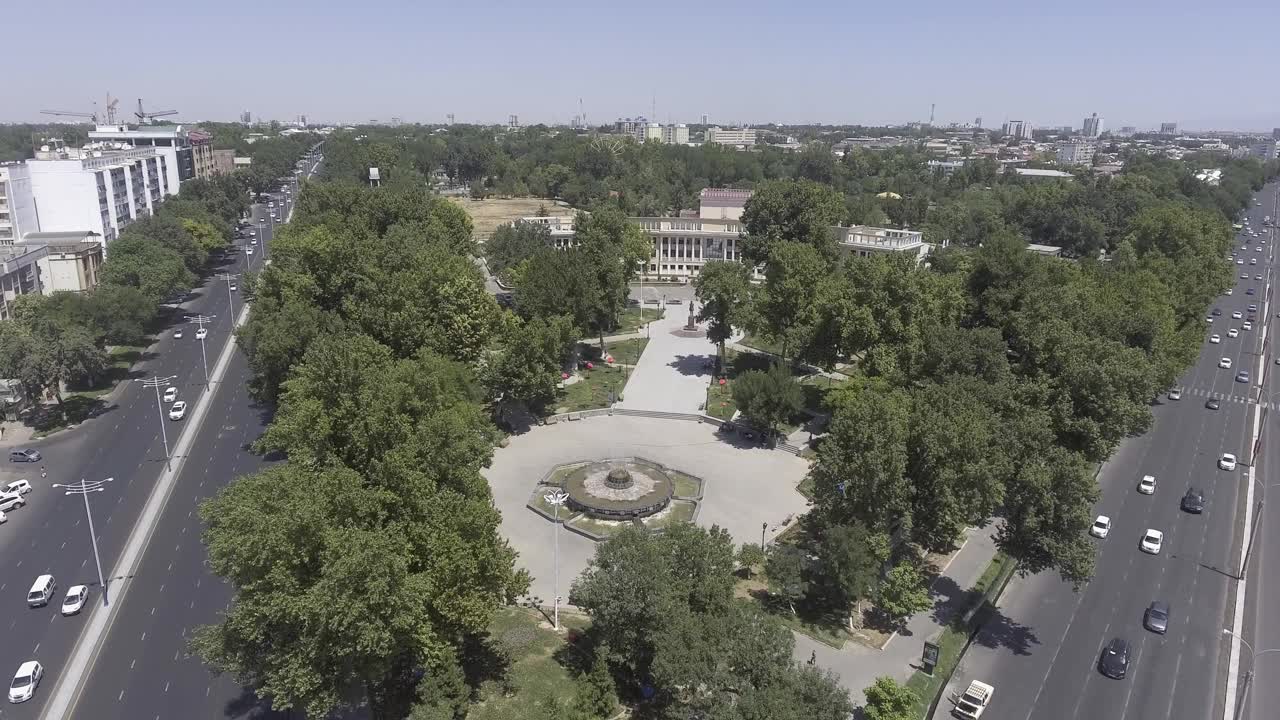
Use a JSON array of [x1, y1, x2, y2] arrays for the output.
[[22, 143, 175, 245], [1249, 141, 1279, 161], [0, 164, 40, 246], [88, 124, 213, 181], [661, 124, 690, 145], [705, 127, 757, 146], [1002, 120, 1033, 140], [0, 231, 102, 320], [1056, 140, 1097, 166], [1082, 113, 1105, 138]]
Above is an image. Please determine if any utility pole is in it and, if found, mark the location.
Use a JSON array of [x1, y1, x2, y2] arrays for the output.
[[544, 490, 569, 630], [52, 478, 114, 606], [135, 375, 178, 471], [186, 315, 217, 392], [217, 273, 239, 320]]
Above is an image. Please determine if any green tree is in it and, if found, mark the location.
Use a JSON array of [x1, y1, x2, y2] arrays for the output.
[[755, 241, 829, 360], [875, 560, 933, 628], [861, 676, 918, 720], [740, 179, 845, 265], [737, 542, 766, 579], [695, 260, 753, 369], [731, 362, 803, 439], [98, 233, 195, 304], [409, 654, 469, 720], [765, 545, 809, 615], [573, 650, 617, 719], [180, 217, 227, 256], [120, 214, 207, 272], [85, 285, 154, 345], [482, 313, 577, 415], [488, 220, 552, 279], [812, 523, 886, 629]]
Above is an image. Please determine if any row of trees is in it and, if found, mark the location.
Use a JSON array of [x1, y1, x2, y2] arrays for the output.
[[0, 174, 250, 418]]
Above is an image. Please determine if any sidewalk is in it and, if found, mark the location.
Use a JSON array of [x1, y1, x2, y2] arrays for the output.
[[793, 525, 1000, 706], [615, 310, 717, 414]]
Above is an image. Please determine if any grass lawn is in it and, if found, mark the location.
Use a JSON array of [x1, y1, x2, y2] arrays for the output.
[[647, 499, 697, 530], [66, 345, 147, 399], [706, 381, 736, 419], [796, 476, 816, 500], [555, 365, 628, 413], [528, 488, 578, 519], [468, 607, 588, 720], [904, 552, 1018, 719], [566, 515, 633, 539], [600, 337, 648, 366], [737, 575, 850, 649], [739, 332, 785, 357], [799, 374, 847, 415], [611, 307, 663, 335]]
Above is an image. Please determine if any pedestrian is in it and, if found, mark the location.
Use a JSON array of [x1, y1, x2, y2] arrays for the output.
[[808, 650, 817, 666], [40, 465, 47, 479]]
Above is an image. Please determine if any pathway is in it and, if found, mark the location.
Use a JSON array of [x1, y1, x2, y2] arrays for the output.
[[615, 305, 718, 414]]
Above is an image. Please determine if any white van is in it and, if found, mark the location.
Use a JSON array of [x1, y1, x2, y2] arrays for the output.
[[27, 575, 56, 608]]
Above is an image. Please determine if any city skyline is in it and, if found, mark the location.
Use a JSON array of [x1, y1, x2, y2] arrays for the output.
[[4, 0, 1278, 131]]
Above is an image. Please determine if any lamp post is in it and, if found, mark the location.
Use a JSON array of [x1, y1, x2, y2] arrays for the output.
[[217, 272, 239, 319], [1223, 629, 1280, 720], [52, 477, 113, 607], [544, 490, 569, 630], [186, 314, 217, 393], [135, 375, 177, 471]]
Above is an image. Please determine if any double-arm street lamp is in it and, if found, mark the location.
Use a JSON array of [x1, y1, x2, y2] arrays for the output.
[[1223, 629, 1280, 720], [52, 477, 113, 607], [186, 314, 217, 393], [544, 490, 569, 631], [135, 374, 177, 471], [217, 272, 239, 319]]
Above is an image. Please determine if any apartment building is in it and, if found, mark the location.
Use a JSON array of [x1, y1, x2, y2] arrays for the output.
[[0, 231, 102, 320], [616, 118, 690, 144], [0, 164, 40, 245], [1082, 113, 1105, 138], [705, 127, 757, 146], [88, 124, 212, 181], [1002, 120, 1033, 140], [1056, 140, 1097, 166], [211, 148, 236, 175]]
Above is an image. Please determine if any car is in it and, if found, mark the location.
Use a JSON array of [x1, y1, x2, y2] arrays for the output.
[[1219, 357, 1233, 369], [1212, 308, 1223, 316], [1236, 370, 1251, 383], [1237, 259, 1245, 265], [195, 327, 208, 340], [1228, 328, 1240, 338], [1206, 316, 1214, 323], [168, 401, 187, 421], [1209, 334, 1221, 344], [230, 282, 238, 291], [248, 229, 256, 237], [1143, 601, 1170, 634], [1220, 453, 1238, 471], [1099, 638, 1131, 679], [1233, 311, 1243, 319], [1242, 245, 1249, 251], [3, 480, 32, 496], [1167, 388, 1182, 400], [1249, 304, 1258, 312], [1181, 488, 1205, 514], [268, 201, 275, 208], [162, 386, 178, 403], [1244, 321, 1253, 331], [0, 493, 25, 512], [1138, 475, 1157, 494], [1251, 258, 1258, 265], [8, 449, 40, 463], [1226, 288, 1234, 295], [1255, 275, 1263, 281], [1140, 529, 1164, 554], [251, 239, 258, 245], [1247, 288, 1257, 295], [1206, 398, 1221, 410], [1240, 273, 1249, 279], [174, 328, 184, 339], [1257, 246, 1264, 252], [1090, 515, 1112, 538], [247, 247, 255, 256], [60, 585, 88, 616], [8, 660, 43, 703]]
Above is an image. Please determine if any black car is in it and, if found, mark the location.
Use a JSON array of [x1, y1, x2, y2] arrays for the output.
[[1181, 488, 1205, 513], [1206, 398, 1221, 410], [8, 448, 41, 463], [1212, 308, 1223, 316], [1144, 601, 1170, 634], [1099, 637, 1131, 679], [1247, 288, 1256, 295]]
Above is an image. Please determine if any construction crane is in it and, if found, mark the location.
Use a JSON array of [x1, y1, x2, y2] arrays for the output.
[[41, 92, 120, 125], [135, 98, 177, 124]]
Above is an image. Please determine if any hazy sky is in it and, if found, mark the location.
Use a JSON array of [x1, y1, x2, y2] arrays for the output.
[[6, 0, 1278, 131]]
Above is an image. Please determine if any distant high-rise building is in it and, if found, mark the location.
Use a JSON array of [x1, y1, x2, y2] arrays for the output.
[[240, 110, 252, 125], [701, 113, 709, 125], [1119, 126, 1137, 137], [661, 124, 689, 144], [1082, 113, 1104, 138], [1058, 126, 1074, 136], [1002, 120, 1032, 140], [974, 117, 983, 129], [1160, 122, 1178, 135], [1273, 127, 1280, 140], [1249, 141, 1279, 160], [1056, 140, 1097, 166], [705, 127, 757, 146]]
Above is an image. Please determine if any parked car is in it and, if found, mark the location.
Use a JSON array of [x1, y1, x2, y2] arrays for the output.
[[8, 449, 40, 463], [3, 480, 32, 496]]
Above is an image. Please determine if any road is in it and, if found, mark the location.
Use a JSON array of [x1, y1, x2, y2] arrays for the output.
[[938, 181, 1279, 720], [0, 151, 317, 719]]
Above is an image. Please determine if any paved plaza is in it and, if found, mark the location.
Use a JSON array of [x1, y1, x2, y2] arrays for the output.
[[485, 415, 811, 603], [615, 302, 719, 414]]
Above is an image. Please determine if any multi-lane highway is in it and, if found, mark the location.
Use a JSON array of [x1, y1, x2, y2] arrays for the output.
[[938, 181, 1279, 720], [0, 155, 315, 719]]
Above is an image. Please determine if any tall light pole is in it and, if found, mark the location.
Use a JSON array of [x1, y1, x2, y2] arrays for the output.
[[186, 314, 217, 393], [217, 272, 239, 319], [1223, 629, 1280, 720], [544, 490, 569, 631], [52, 477, 113, 607], [135, 375, 177, 471]]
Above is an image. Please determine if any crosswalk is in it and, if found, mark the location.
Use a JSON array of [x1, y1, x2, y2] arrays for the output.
[[1175, 385, 1280, 411]]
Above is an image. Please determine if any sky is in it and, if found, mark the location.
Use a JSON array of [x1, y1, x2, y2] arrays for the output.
[[6, 0, 1279, 131]]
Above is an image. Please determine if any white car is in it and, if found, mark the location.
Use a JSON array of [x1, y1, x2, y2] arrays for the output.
[[173, 328, 184, 339], [1243, 321, 1253, 331], [1256, 275, 1264, 281], [1090, 516, 1112, 539], [250, 239, 258, 245], [1232, 311, 1243, 319], [1251, 258, 1258, 265], [169, 401, 187, 421], [1140, 529, 1164, 555], [3, 480, 32, 496], [248, 229, 256, 237], [1228, 328, 1240, 338], [0, 509, 6, 524], [247, 247, 255, 256], [1226, 289, 1234, 295], [1138, 475, 1157, 495], [1210, 334, 1221, 344], [8, 661, 42, 703], [1168, 388, 1181, 400], [162, 386, 178, 403], [0, 493, 25, 513], [1220, 453, 1238, 471], [60, 585, 88, 616], [1219, 357, 1233, 369], [1237, 259, 1245, 265], [230, 282, 238, 292], [195, 328, 208, 340]]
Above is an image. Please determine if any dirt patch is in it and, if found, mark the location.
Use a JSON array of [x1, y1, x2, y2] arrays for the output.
[[448, 197, 577, 240]]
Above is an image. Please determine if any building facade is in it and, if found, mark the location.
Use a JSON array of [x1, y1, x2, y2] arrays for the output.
[[88, 124, 213, 181], [1160, 122, 1178, 135], [0, 232, 102, 320], [25, 144, 173, 245], [1056, 140, 1097, 166], [1082, 113, 1105, 138], [705, 127, 757, 146], [1248, 141, 1279, 161], [1002, 120, 1033, 140], [0, 164, 40, 246], [211, 148, 236, 175]]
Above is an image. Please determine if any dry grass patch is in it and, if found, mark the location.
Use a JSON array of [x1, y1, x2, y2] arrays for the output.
[[449, 197, 576, 239]]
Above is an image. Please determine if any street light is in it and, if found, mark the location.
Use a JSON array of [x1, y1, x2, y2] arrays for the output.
[[1223, 629, 1280, 720], [544, 490, 569, 631], [52, 477, 113, 607], [186, 314, 217, 393], [217, 272, 239, 319], [135, 374, 177, 471]]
